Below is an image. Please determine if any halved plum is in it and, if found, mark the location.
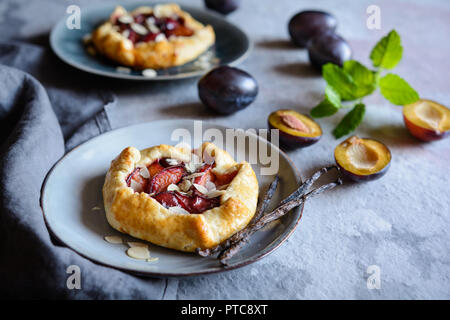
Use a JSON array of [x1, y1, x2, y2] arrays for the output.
[[268, 109, 322, 148], [334, 136, 391, 182], [403, 99, 450, 141]]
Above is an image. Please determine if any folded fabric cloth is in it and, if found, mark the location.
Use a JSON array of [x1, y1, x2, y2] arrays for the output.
[[0, 44, 168, 298]]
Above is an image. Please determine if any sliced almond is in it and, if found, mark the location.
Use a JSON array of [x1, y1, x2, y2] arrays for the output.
[[116, 66, 131, 74], [168, 206, 190, 215], [127, 242, 148, 248], [82, 34, 92, 44], [104, 236, 122, 244], [130, 179, 143, 192], [205, 181, 216, 192], [206, 189, 225, 199], [178, 179, 192, 192], [118, 15, 133, 24], [131, 23, 148, 35], [138, 166, 150, 178], [146, 257, 159, 262], [155, 33, 167, 43], [217, 183, 230, 190], [183, 172, 205, 180], [142, 69, 157, 78], [193, 183, 208, 194], [167, 183, 180, 192], [91, 206, 101, 211], [126, 246, 150, 260]]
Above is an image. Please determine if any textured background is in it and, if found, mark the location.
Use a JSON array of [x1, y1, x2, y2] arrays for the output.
[[2, 0, 449, 299]]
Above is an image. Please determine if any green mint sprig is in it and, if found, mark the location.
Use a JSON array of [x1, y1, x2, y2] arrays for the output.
[[311, 30, 419, 139]]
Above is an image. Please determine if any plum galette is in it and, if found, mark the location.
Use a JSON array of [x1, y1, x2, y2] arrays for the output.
[[91, 3, 215, 69], [102, 142, 259, 252]]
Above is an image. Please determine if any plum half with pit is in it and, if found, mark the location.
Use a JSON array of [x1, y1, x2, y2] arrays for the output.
[[204, 0, 240, 15], [198, 66, 258, 115], [268, 109, 322, 149], [307, 31, 352, 70], [288, 10, 337, 47], [334, 136, 391, 182], [403, 99, 450, 141]]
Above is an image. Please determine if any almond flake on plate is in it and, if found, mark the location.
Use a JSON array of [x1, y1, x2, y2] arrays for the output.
[[168, 206, 190, 214], [82, 34, 92, 44], [193, 183, 208, 194], [142, 68, 157, 78], [127, 242, 148, 248], [146, 257, 159, 262], [104, 236, 122, 244], [126, 246, 150, 260], [138, 166, 150, 178], [116, 66, 131, 74], [91, 206, 101, 211]]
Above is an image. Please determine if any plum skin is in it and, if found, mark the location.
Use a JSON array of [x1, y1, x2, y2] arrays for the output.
[[307, 31, 352, 70], [335, 159, 390, 182], [268, 121, 321, 149], [288, 11, 337, 47], [403, 115, 450, 141], [204, 0, 240, 15], [198, 66, 258, 115]]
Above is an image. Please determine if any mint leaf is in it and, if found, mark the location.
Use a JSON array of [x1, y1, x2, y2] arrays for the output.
[[322, 63, 358, 100], [333, 103, 366, 138], [379, 73, 419, 105], [343, 60, 376, 87], [311, 86, 342, 118], [370, 30, 403, 69]]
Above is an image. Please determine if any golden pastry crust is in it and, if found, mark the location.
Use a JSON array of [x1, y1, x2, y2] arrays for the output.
[[91, 4, 215, 69], [102, 143, 259, 252]]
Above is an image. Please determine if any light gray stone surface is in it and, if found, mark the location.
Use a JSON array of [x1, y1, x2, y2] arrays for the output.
[[4, 0, 450, 299]]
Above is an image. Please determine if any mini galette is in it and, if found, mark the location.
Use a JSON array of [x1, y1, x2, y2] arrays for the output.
[[91, 3, 215, 69], [102, 142, 259, 252]]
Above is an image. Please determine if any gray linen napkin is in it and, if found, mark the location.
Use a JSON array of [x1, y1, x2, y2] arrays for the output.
[[0, 43, 168, 299]]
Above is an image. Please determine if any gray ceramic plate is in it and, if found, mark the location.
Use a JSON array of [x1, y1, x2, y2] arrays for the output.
[[49, 2, 251, 80], [41, 120, 303, 277]]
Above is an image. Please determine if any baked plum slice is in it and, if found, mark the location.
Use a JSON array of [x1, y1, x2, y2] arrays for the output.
[[126, 167, 149, 192], [403, 99, 450, 141], [147, 165, 186, 194], [193, 163, 216, 186], [288, 10, 337, 47], [334, 136, 391, 182], [268, 109, 322, 148], [153, 191, 220, 214]]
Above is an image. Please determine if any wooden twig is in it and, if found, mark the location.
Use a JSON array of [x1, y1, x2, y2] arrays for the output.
[[219, 178, 343, 265]]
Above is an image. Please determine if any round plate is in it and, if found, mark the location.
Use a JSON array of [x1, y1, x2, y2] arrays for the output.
[[41, 120, 303, 277], [50, 2, 251, 80]]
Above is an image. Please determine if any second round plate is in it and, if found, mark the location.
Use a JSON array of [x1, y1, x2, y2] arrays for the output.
[[50, 2, 251, 80], [41, 120, 303, 277]]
